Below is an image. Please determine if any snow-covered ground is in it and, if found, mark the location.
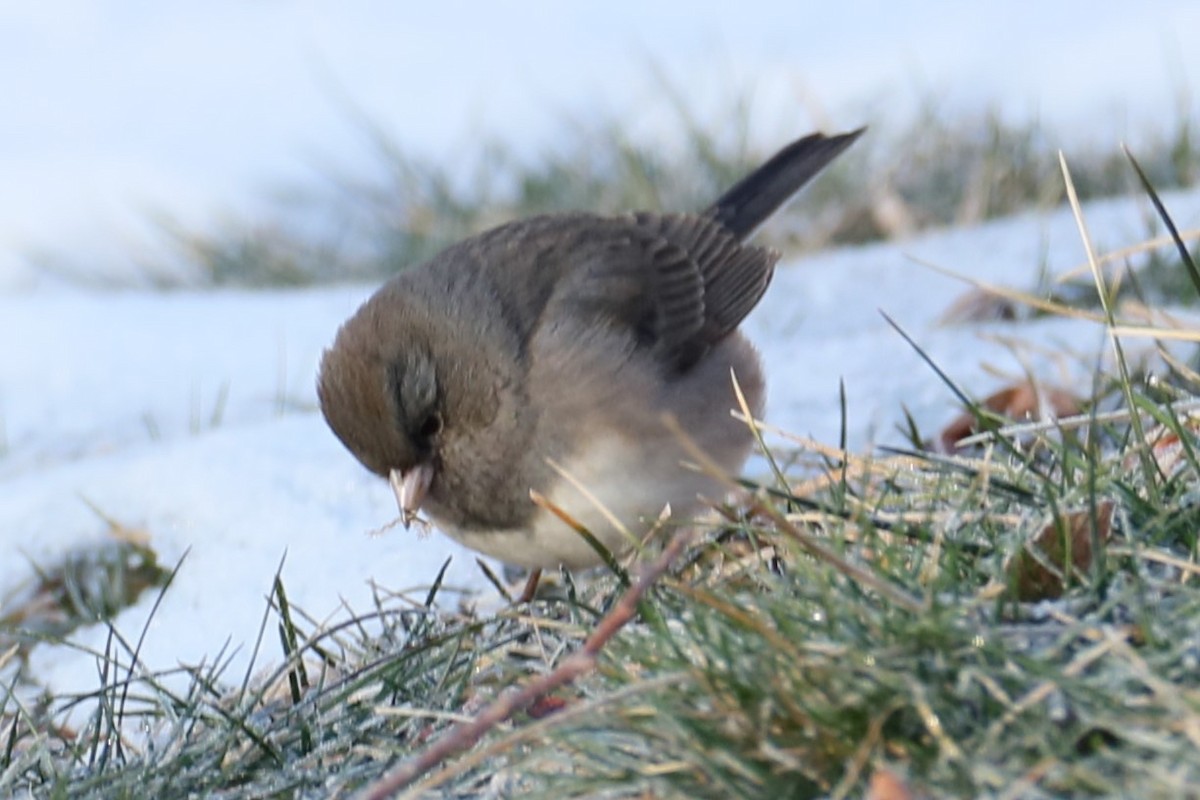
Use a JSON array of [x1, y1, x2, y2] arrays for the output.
[[6, 185, 1200, 704], [2, 2, 1199, 709]]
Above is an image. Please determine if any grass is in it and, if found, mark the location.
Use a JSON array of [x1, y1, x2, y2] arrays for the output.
[[1, 501, 168, 651], [129, 84, 1198, 290], [8, 351, 1200, 798], [4, 105, 1200, 797]]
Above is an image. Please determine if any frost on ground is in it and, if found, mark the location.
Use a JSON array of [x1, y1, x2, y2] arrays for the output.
[[1, 185, 1199, 707]]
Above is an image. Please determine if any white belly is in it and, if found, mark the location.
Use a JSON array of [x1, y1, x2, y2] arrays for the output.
[[441, 433, 716, 569]]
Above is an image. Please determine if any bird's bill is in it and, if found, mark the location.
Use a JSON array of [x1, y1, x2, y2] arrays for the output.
[[389, 463, 433, 529]]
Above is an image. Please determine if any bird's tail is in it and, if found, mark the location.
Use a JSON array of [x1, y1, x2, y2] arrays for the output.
[[707, 127, 864, 241]]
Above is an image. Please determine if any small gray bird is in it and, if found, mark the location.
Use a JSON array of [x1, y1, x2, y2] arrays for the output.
[[318, 128, 862, 569]]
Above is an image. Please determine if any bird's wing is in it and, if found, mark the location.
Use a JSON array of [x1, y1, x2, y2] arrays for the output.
[[635, 211, 776, 369], [449, 130, 861, 373], [535, 212, 777, 373]]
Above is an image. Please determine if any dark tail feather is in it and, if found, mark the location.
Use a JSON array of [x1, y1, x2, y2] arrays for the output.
[[707, 127, 865, 240]]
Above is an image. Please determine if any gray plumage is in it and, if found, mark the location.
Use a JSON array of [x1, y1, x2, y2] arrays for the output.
[[318, 128, 863, 568]]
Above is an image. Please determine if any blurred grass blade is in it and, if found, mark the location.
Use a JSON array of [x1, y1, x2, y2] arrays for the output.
[[1122, 144, 1200, 299]]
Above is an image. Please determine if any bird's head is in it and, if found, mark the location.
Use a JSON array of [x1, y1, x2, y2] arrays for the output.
[[317, 278, 523, 527], [318, 284, 454, 524]]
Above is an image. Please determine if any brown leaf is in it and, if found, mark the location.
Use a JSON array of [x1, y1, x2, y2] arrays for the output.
[[526, 694, 569, 719], [1009, 502, 1113, 601], [938, 381, 1081, 453], [866, 768, 915, 800], [1133, 416, 1200, 478], [938, 286, 1019, 325]]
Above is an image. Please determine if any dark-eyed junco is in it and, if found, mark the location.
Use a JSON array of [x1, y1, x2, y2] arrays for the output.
[[318, 128, 862, 568]]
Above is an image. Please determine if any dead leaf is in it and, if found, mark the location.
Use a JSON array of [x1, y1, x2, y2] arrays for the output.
[[1009, 502, 1113, 601], [938, 381, 1081, 453], [1131, 416, 1200, 478], [527, 694, 569, 719], [938, 286, 1020, 325], [866, 767, 914, 800]]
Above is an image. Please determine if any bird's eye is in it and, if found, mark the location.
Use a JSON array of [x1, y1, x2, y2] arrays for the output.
[[417, 412, 443, 442]]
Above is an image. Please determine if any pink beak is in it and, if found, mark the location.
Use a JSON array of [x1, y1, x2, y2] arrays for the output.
[[389, 463, 434, 529]]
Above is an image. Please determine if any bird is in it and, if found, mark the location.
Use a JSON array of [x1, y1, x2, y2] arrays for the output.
[[318, 127, 863, 570]]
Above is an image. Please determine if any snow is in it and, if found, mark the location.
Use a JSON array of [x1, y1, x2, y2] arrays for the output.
[[1, 287, 493, 699], [2, 2, 1200, 712]]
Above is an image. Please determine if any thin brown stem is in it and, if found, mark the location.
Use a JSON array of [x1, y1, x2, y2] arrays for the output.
[[357, 529, 690, 800]]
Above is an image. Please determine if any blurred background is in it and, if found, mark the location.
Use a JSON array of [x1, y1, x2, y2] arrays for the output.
[[2, 0, 1198, 289]]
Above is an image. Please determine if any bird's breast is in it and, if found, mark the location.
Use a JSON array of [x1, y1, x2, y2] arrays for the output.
[[436, 432, 719, 569]]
